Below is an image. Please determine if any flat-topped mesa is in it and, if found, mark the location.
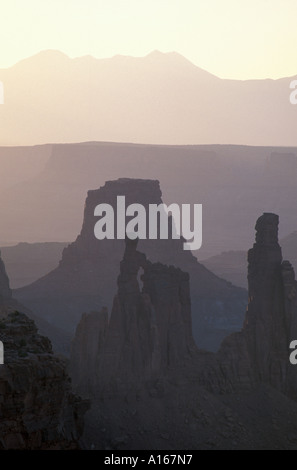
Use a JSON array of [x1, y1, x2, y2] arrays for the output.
[[15, 177, 247, 351], [0, 250, 12, 300], [79, 178, 162, 244]]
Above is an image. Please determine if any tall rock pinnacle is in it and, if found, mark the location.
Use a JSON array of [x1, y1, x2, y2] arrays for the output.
[[69, 213, 297, 449], [71, 237, 196, 395], [243, 213, 297, 392]]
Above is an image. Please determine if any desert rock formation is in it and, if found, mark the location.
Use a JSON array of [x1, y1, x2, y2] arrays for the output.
[[15, 178, 247, 352]]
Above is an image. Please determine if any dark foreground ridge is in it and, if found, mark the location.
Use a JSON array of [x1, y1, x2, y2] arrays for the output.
[[0, 252, 89, 450], [71, 213, 297, 449]]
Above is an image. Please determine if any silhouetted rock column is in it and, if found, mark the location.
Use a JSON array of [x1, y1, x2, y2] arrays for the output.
[[70, 213, 297, 400], [71, 237, 196, 396], [97, 237, 196, 392], [70, 308, 108, 396], [244, 213, 297, 393]]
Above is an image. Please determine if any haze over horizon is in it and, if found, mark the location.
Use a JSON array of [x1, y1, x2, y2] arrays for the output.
[[2, 48, 297, 82], [1, 0, 297, 80], [1, 1, 297, 147], [3, 2, 297, 454], [0, 49, 296, 147]]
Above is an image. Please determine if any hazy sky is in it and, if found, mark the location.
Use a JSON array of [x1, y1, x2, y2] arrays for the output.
[[0, 0, 296, 79]]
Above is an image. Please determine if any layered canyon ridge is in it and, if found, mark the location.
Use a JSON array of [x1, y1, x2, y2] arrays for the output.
[[1, 143, 297, 260]]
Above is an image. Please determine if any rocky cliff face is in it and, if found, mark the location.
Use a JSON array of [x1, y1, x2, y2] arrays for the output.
[[71, 213, 297, 398], [0, 310, 89, 449], [71, 213, 297, 449], [0, 250, 12, 300], [70, 308, 108, 397], [15, 178, 247, 352], [0, 250, 88, 449], [99, 238, 195, 392], [71, 237, 195, 396], [243, 213, 297, 394], [200, 213, 297, 396]]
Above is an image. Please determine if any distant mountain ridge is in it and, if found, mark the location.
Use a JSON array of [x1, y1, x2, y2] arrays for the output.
[[0, 50, 296, 146]]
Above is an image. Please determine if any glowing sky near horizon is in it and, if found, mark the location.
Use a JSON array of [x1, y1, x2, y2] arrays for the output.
[[0, 0, 296, 79]]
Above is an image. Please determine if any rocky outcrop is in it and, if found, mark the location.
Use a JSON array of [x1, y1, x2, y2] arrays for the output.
[[15, 178, 247, 352], [73, 213, 297, 450], [201, 213, 297, 395], [71, 213, 297, 399], [0, 310, 89, 449], [243, 213, 297, 394], [70, 308, 108, 396], [71, 238, 196, 396], [0, 250, 11, 300]]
